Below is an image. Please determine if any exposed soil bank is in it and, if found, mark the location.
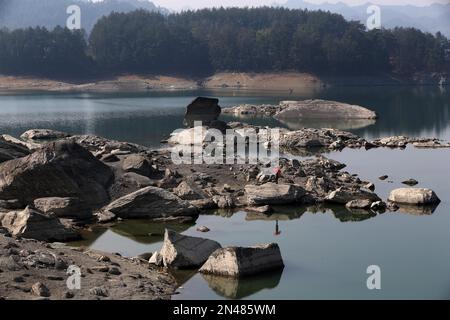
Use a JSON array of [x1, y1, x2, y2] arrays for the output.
[[1, 72, 445, 93], [0, 233, 177, 300]]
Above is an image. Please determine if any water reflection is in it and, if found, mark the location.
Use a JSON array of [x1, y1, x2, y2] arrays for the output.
[[393, 204, 439, 216], [201, 270, 284, 299], [276, 118, 376, 131]]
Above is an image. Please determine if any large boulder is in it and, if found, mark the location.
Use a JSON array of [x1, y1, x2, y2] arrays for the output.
[[0, 141, 114, 207], [199, 243, 284, 277], [0, 136, 30, 164], [159, 229, 221, 268], [274, 100, 377, 119], [388, 188, 440, 205], [184, 97, 221, 127], [245, 183, 305, 205], [33, 197, 89, 218], [325, 188, 381, 204], [98, 186, 198, 220], [0, 207, 78, 241], [20, 129, 71, 141]]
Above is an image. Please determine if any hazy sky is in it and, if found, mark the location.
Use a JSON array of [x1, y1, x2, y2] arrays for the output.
[[150, 0, 450, 11]]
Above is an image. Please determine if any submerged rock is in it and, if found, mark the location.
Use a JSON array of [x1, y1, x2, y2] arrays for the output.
[[159, 229, 221, 268], [401, 178, 419, 186], [388, 188, 440, 205], [0, 141, 113, 207], [245, 183, 305, 205], [0, 207, 78, 242], [98, 186, 197, 221], [199, 243, 284, 277]]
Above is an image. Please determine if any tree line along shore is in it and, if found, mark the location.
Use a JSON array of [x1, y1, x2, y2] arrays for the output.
[[0, 8, 449, 81]]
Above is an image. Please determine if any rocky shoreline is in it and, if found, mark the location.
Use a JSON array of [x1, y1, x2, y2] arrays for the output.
[[0, 97, 445, 299]]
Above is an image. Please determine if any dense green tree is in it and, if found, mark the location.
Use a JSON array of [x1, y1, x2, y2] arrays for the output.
[[0, 7, 449, 78]]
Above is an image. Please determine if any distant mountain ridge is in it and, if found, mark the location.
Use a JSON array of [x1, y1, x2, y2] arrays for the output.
[[0, 0, 168, 32], [284, 0, 450, 37]]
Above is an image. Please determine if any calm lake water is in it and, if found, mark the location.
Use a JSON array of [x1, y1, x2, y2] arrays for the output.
[[1, 86, 449, 299]]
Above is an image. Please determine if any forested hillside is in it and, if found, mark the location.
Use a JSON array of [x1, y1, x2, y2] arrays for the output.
[[0, 8, 449, 78]]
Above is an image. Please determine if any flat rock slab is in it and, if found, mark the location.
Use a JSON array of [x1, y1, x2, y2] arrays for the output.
[[274, 100, 377, 119], [20, 129, 71, 140], [199, 243, 284, 277], [325, 188, 381, 204], [160, 229, 221, 268], [245, 183, 305, 205], [99, 186, 197, 220], [388, 188, 440, 205]]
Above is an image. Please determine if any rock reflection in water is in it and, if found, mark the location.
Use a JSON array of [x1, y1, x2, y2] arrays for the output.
[[108, 220, 194, 244], [201, 269, 284, 299], [393, 204, 439, 216], [277, 118, 376, 131]]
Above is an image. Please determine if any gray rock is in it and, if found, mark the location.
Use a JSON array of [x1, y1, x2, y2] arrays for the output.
[[345, 199, 373, 209], [0, 141, 113, 207], [0, 134, 40, 150], [199, 243, 284, 277], [122, 154, 154, 177], [33, 197, 89, 218], [325, 188, 381, 204], [67, 134, 147, 154], [0, 136, 30, 164], [159, 229, 221, 269], [274, 100, 377, 120], [21, 129, 70, 141], [189, 199, 217, 210], [388, 188, 440, 205], [196, 226, 210, 233], [31, 282, 50, 297], [0, 207, 79, 242], [401, 179, 419, 186], [98, 186, 197, 220], [184, 97, 221, 127], [173, 181, 205, 200], [212, 195, 235, 209], [245, 183, 305, 205]]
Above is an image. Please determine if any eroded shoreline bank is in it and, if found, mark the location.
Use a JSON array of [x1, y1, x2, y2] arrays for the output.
[[1, 72, 447, 94]]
